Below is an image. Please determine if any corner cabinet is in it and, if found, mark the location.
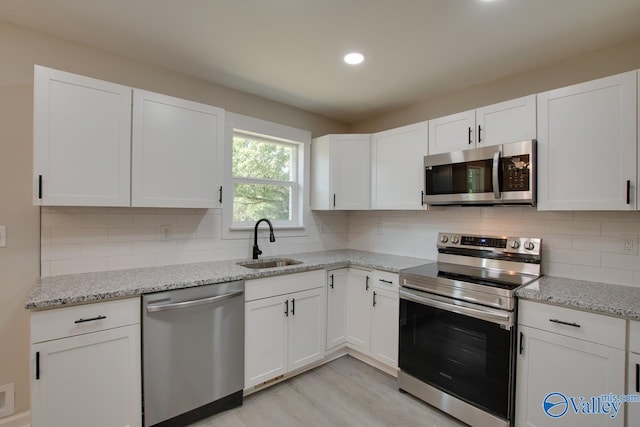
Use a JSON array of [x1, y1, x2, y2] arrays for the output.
[[131, 90, 223, 208], [244, 271, 326, 389], [33, 65, 224, 208], [326, 268, 349, 350], [537, 71, 637, 210], [428, 95, 536, 155], [516, 300, 626, 427], [371, 122, 429, 210], [30, 298, 141, 427], [628, 321, 640, 426], [33, 65, 132, 206], [311, 134, 370, 210]]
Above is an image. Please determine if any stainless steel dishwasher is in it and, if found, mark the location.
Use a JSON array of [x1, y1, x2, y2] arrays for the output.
[[142, 281, 244, 427]]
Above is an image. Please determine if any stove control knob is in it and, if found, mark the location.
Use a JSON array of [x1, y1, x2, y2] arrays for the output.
[[440, 235, 449, 244], [451, 236, 460, 244], [510, 240, 520, 249], [524, 241, 536, 251]]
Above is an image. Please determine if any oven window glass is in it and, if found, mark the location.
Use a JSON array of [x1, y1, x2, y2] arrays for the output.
[[425, 160, 494, 195], [399, 298, 513, 419]]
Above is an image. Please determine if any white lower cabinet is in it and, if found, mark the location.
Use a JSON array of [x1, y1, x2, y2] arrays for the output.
[[326, 268, 349, 350], [516, 300, 626, 427], [30, 298, 141, 427], [346, 268, 373, 352], [244, 271, 326, 389], [370, 286, 399, 367]]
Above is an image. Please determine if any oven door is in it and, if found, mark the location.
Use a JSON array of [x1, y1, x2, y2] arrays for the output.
[[399, 287, 516, 420]]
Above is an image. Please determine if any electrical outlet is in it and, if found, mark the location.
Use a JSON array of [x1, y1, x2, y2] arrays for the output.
[[161, 226, 172, 241], [0, 226, 6, 248], [623, 235, 638, 255], [375, 223, 382, 235]]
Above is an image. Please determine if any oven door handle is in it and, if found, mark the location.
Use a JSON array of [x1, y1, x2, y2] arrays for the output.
[[399, 288, 513, 328], [492, 150, 501, 200]]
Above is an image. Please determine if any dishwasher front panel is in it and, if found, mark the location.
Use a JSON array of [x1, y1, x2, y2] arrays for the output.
[[142, 281, 244, 426]]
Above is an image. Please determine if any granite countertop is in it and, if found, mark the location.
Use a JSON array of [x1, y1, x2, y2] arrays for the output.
[[26, 249, 431, 310], [516, 276, 640, 321]]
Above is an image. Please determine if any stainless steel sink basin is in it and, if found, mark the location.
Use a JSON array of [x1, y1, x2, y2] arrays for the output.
[[237, 258, 303, 269]]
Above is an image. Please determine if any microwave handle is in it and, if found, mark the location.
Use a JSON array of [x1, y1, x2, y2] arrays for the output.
[[492, 150, 501, 199]]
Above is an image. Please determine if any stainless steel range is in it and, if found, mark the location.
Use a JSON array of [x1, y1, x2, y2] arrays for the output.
[[398, 232, 541, 427]]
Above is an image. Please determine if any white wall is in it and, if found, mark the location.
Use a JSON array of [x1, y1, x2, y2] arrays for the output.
[[348, 208, 640, 287]]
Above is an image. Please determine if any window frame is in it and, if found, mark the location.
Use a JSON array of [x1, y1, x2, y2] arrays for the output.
[[222, 113, 310, 240]]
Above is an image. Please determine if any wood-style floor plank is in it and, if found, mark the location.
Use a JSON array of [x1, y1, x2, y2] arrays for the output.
[[192, 356, 467, 427]]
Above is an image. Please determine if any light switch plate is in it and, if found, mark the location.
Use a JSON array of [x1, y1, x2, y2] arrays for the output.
[[0, 226, 6, 248]]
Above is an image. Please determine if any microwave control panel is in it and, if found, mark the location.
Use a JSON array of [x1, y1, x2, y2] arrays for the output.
[[502, 154, 530, 192]]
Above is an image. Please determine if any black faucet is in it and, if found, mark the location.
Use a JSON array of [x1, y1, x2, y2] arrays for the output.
[[253, 218, 276, 259]]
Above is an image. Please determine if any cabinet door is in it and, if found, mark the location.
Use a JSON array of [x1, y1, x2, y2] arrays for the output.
[[331, 134, 370, 209], [131, 90, 223, 208], [288, 287, 326, 371], [245, 295, 288, 388], [31, 325, 141, 427], [428, 110, 475, 155], [370, 287, 399, 368], [475, 95, 536, 147], [516, 325, 625, 427], [537, 72, 637, 210], [371, 122, 428, 209], [33, 65, 132, 206], [628, 352, 640, 426], [346, 269, 372, 352], [326, 269, 349, 350]]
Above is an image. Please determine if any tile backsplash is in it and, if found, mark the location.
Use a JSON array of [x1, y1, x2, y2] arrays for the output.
[[40, 205, 640, 287], [40, 207, 348, 277], [347, 207, 640, 287]]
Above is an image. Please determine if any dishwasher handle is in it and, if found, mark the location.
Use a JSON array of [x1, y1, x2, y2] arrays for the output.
[[146, 289, 244, 313]]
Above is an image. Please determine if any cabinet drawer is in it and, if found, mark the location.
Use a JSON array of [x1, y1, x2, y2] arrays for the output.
[[518, 300, 625, 349], [372, 270, 399, 291], [245, 270, 325, 302], [630, 321, 640, 353], [31, 298, 140, 343]]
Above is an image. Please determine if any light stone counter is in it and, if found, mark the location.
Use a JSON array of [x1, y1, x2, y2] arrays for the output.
[[516, 276, 640, 321], [26, 249, 431, 310]]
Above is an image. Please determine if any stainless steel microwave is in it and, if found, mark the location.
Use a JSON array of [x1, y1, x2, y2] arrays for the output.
[[423, 140, 536, 206]]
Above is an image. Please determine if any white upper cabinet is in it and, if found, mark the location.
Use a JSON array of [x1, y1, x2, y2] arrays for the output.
[[428, 95, 536, 155], [33, 65, 132, 206], [34, 66, 224, 208], [537, 71, 637, 210], [131, 90, 223, 208], [371, 121, 428, 209], [311, 134, 370, 210]]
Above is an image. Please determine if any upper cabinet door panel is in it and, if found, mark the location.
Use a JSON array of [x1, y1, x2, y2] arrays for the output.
[[131, 90, 224, 208], [428, 110, 475, 155], [330, 134, 370, 210], [33, 66, 132, 206], [371, 121, 428, 209], [475, 95, 536, 147], [537, 71, 637, 210]]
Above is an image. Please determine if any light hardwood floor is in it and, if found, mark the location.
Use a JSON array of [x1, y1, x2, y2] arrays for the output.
[[192, 356, 467, 427]]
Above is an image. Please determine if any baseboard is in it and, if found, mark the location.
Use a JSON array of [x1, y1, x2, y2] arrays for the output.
[[0, 411, 30, 427], [346, 348, 398, 378]]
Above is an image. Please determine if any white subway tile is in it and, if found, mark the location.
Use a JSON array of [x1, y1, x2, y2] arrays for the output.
[[541, 262, 572, 278], [133, 214, 177, 228], [41, 244, 82, 261], [41, 229, 52, 245], [602, 222, 640, 236], [41, 213, 82, 229], [601, 253, 640, 271], [541, 248, 600, 267], [81, 242, 132, 257], [571, 265, 634, 286], [545, 220, 601, 236], [40, 261, 51, 277], [107, 254, 157, 270], [82, 213, 133, 229], [50, 257, 108, 276], [133, 240, 177, 254], [51, 228, 108, 244], [109, 227, 157, 242]]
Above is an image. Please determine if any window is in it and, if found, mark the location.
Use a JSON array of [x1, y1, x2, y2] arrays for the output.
[[231, 131, 300, 226]]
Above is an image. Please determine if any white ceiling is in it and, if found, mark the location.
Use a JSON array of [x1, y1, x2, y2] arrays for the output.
[[2, 0, 640, 123]]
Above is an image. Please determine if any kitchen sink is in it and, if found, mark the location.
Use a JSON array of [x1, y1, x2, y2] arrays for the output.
[[237, 258, 303, 269]]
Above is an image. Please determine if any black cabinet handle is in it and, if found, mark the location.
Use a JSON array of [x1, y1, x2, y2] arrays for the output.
[[478, 125, 482, 143], [421, 190, 424, 206], [219, 186, 223, 204], [549, 318, 581, 328], [284, 300, 289, 317], [330, 274, 334, 289], [373, 291, 377, 307], [38, 175, 43, 199], [291, 298, 295, 316], [74, 315, 106, 324], [627, 180, 631, 205], [636, 363, 639, 393], [468, 127, 472, 144], [365, 276, 370, 291], [35, 351, 40, 380], [519, 332, 524, 355], [333, 194, 336, 208], [379, 279, 393, 284]]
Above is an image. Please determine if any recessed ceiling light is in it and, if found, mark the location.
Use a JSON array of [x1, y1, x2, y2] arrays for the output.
[[344, 52, 365, 65]]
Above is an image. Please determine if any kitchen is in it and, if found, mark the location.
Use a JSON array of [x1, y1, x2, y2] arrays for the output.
[[2, 1, 640, 426]]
